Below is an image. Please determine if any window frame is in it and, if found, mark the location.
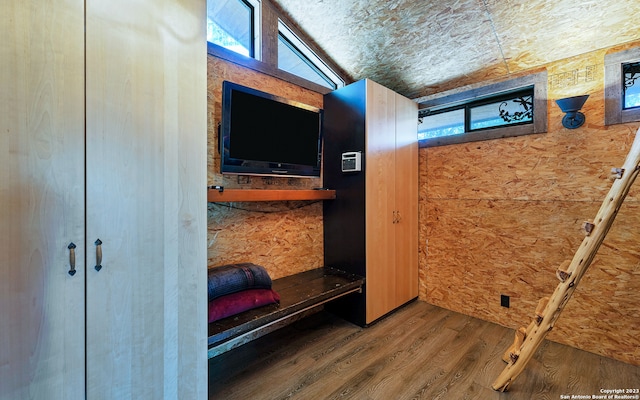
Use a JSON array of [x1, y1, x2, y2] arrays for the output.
[[206, 0, 347, 94], [277, 20, 343, 90], [417, 71, 547, 147], [605, 47, 640, 125]]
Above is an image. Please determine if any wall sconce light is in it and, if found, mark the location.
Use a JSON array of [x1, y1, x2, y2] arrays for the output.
[[555, 95, 589, 129]]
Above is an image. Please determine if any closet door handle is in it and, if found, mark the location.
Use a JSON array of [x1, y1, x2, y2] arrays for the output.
[[396, 210, 401, 223], [94, 239, 103, 271], [68, 242, 77, 276]]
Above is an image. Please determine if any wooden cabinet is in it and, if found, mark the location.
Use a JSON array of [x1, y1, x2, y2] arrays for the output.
[[1, 1, 207, 398], [323, 79, 418, 326]]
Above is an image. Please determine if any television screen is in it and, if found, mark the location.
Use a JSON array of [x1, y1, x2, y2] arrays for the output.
[[220, 81, 323, 178]]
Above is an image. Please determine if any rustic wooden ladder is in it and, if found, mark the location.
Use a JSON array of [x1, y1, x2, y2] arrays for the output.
[[492, 127, 640, 392]]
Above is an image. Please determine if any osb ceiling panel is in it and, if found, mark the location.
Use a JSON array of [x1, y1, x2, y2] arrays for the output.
[[272, 0, 640, 99]]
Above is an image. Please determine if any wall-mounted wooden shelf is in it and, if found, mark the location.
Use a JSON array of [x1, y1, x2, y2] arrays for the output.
[[207, 188, 336, 202]]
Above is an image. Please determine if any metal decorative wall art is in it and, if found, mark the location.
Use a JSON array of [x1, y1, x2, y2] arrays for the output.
[[499, 95, 533, 123]]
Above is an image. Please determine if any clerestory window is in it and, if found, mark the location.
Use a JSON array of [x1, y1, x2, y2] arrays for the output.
[[277, 20, 343, 90], [207, 0, 260, 59], [418, 72, 547, 147]]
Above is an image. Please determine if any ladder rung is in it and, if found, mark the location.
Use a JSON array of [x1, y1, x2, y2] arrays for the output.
[[583, 221, 595, 236]]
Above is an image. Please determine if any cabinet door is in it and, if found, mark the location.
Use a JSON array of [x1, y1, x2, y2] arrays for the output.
[[0, 1, 86, 399], [85, 0, 207, 398], [394, 93, 419, 303], [365, 81, 398, 323]]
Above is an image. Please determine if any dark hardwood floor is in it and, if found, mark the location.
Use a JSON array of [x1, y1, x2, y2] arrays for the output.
[[208, 301, 640, 399]]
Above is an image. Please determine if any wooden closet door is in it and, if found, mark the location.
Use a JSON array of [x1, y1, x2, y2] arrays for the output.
[[365, 80, 398, 323], [394, 93, 419, 304], [0, 1, 86, 398], [85, 0, 207, 398]]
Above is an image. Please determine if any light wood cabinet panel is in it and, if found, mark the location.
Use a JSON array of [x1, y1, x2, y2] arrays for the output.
[[85, 0, 207, 398], [394, 93, 419, 307], [365, 82, 397, 322], [324, 79, 418, 326], [1, 1, 86, 398], [85, 3, 172, 397]]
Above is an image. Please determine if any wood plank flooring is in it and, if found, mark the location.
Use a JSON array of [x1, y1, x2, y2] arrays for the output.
[[208, 301, 640, 399]]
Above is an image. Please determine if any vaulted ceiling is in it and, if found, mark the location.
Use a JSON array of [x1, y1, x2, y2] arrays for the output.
[[271, 0, 640, 100]]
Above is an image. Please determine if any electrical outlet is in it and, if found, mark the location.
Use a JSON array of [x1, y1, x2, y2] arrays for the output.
[[501, 294, 510, 308]]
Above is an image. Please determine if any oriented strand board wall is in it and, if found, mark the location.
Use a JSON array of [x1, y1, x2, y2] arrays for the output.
[[420, 43, 640, 365], [207, 56, 325, 279]]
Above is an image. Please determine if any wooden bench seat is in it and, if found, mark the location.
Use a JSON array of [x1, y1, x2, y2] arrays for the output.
[[207, 267, 364, 358]]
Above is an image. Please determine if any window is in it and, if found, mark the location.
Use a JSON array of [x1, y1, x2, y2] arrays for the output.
[[623, 61, 640, 109], [277, 20, 343, 90], [470, 90, 534, 129], [419, 109, 465, 140], [419, 89, 534, 140], [604, 47, 640, 125], [206, 1, 346, 93], [207, 0, 260, 59], [417, 72, 547, 147]]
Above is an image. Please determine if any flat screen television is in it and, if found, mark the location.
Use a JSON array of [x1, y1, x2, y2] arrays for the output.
[[220, 81, 323, 178]]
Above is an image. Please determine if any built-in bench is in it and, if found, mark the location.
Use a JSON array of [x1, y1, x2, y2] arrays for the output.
[[207, 266, 364, 358]]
